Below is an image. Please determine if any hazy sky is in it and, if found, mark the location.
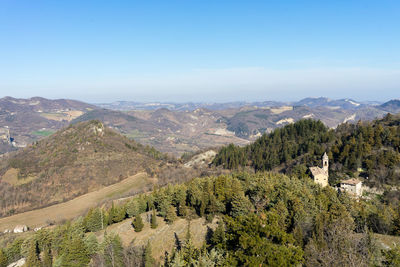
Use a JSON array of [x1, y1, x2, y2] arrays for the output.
[[0, 1, 399, 103]]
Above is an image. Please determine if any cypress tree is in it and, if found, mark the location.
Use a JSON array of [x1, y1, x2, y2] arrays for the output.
[[150, 209, 158, 229]]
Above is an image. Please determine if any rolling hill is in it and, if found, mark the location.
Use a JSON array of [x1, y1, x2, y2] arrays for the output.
[[0, 120, 164, 217], [73, 108, 250, 156], [379, 99, 400, 113]]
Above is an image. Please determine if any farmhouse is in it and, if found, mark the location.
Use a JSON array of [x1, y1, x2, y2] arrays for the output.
[[340, 178, 362, 197], [309, 152, 329, 187]]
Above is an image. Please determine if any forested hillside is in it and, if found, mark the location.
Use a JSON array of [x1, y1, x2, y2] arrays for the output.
[[1, 172, 400, 266], [214, 115, 400, 187], [0, 120, 167, 217]]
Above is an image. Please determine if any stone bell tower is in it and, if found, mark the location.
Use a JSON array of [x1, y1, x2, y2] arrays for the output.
[[322, 152, 329, 172]]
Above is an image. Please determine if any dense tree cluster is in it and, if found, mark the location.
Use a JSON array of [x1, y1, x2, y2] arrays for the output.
[[2, 172, 400, 266], [330, 114, 400, 186], [214, 119, 333, 171], [214, 115, 400, 187]]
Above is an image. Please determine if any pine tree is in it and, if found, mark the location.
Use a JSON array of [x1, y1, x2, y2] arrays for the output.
[[150, 209, 158, 229], [103, 234, 124, 267], [230, 192, 253, 218], [211, 222, 226, 249], [84, 233, 99, 256], [133, 214, 144, 232], [0, 249, 7, 267], [26, 240, 41, 267], [62, 235, 90, 267], [109, 203, 126, 224], [126, 199, 140, 217], [84, 208, 103, 232], [165, 205, 178, 224], [178, 204, 187, 218], [143, 241, 155, 267], [182, 222, 198, 265]]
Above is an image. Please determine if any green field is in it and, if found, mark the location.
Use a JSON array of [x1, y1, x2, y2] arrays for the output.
[[31, 129, 55, 137], [125, 129, 148, 139]]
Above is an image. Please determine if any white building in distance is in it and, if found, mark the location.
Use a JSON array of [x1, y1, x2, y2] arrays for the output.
[[340, 178, 363, 197]]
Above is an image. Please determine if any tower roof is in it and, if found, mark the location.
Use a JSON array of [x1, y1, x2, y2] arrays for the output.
[[323, 152, 328, 158], [310, 166, 327, 176]]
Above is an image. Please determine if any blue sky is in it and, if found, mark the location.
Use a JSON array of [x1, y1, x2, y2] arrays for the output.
[[0, 0, 399, 103]]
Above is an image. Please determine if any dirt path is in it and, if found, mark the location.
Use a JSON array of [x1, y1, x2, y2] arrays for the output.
[[0, 172, 150, 231]]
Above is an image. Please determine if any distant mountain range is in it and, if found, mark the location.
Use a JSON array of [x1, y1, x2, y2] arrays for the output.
[[97, 97, 388, 111], [379, 99, 400, 113], [0, 96, 399, 156]]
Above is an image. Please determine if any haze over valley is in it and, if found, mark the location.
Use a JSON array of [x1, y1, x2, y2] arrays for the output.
[[1, 1, 400, 266], [1, 96, 399, 156]]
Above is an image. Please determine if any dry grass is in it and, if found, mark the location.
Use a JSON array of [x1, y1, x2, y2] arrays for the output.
[[39, 112, 69, 121], [65, 110, 84, 120], [96, 213, 218, 262], [39, 110, 83, 121], [270, 106, 293, 114], [1, 168, 37, 186], [0, 172, 152, 231]]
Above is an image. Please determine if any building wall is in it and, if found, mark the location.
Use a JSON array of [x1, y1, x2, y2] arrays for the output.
[[355, 183, 362, 196], [341, 183, 362, 196], [314, 173, 328, 187]]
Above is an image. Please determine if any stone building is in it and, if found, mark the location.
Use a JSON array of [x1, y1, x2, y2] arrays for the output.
[[340, 178, 362, 197], [309, 152, 329, 187]]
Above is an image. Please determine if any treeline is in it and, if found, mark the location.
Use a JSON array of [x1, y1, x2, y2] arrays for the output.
[[213, 115, 400, 187], [1, 172, 400, 266], [214, 119, 332, 171], [330, 114, 400, 186]]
